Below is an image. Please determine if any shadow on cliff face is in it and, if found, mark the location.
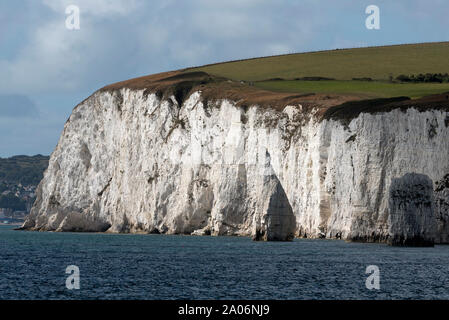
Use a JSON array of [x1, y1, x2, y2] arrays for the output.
[[387, 173, 436, 247], [435, 174, 449, 243], [253, 151, 296, 241]]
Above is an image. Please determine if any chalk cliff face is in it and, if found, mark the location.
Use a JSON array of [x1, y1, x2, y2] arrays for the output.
[[22, 86, 449, 245]]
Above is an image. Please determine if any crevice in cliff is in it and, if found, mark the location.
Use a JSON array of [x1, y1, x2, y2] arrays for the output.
[[49, 194, 60, 207], [98, 177, 112, 197], [80, 142, 92, 170], [427, 118, 438, 139], [164, 118, 186, 143], [435, 174, 449, 192], [345, 134, 356, 143]]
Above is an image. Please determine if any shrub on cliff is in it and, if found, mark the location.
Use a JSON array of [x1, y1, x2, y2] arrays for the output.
[[396, 73, 449, 83]]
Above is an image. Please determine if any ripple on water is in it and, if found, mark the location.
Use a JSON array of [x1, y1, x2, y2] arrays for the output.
[[1, 226, 449, 299]]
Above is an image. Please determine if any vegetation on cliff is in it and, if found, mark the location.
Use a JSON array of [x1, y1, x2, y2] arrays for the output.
[[0, 155, 49, 185], [99, 42, 449, 122], [0, 155, 49, 213]]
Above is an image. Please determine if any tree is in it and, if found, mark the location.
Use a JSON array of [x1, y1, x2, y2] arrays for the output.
[[0, 194, 26, 211]]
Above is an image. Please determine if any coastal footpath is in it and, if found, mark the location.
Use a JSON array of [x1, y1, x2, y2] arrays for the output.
[[21, 71, 449, 246]]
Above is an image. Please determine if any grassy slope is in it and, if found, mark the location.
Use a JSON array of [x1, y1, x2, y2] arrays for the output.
[[104, 42, 449, 117], [256, 80, 449, 99], [191, 42, 449, 98], [0, 155, 49, 185], [193, 42, 449, 81]]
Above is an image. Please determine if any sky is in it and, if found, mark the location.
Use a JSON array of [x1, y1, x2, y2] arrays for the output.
[[1, 0, 448, 157]]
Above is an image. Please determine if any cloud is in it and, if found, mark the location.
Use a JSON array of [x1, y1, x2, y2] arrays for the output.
[[1, 1, 308, 94], [0, 94, 39, 118], [1, 0, 449, 157], [0, 0, 143, 94], [42, 0, 142, 17], [134, 0, 325, 69], [2, 0, 449, 96]]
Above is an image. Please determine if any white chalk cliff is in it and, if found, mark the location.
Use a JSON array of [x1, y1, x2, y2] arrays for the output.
[[22, 76, 449, 246]]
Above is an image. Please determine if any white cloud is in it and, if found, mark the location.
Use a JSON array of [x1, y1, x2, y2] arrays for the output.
[[0, 0, 143, 94], [0, 0, 325, 95], [42, 0, 142, 17], [0, 19, 93, 93]]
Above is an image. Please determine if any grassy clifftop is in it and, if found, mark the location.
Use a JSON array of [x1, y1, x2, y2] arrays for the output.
[[191, 42, 449, 81], [189, 42, 449, 99], [102, 42, 449, 118]]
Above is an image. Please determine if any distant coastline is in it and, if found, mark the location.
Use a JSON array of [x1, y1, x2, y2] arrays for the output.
[[0, 219, 24, 226], [0, 154, 49, 224]]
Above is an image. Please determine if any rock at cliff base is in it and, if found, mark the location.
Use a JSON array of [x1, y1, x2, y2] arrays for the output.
[[388, 173, 436, 246]]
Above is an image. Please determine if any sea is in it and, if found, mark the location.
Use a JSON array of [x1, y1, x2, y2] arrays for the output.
[[1, 225, 449, 300]]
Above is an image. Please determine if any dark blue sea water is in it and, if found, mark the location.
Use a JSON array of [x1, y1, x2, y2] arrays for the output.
[[1, 225, 449, 299]]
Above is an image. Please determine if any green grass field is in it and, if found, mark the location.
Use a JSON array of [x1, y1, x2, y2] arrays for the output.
[[255, 80, 449, 99], [189, 42, 449, 98], [193, 42, 449, 81]]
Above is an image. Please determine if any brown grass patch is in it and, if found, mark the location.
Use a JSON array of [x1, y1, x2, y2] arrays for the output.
[[100, 70, 358, 112], [100, 70, 449, 122]]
